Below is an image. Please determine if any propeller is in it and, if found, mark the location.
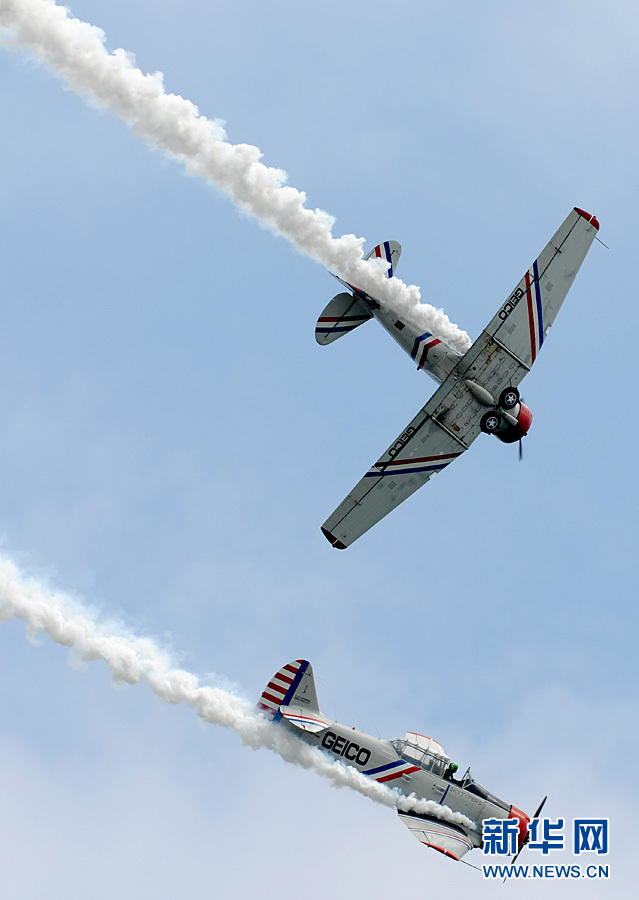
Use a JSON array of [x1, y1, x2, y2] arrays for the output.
[[504, 796, 548, 876], [518, 397, 526, 462]]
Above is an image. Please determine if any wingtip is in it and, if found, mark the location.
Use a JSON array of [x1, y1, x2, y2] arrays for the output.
[[574, 207, 600, 230], [321, 526, 347, 550]]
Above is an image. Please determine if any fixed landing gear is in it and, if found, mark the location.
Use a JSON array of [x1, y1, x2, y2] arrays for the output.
[[480, 410, 502, 433], [499, 386, 520, 410]]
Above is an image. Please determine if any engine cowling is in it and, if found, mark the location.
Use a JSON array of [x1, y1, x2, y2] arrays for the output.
[[495, 402, 533, 444], [509, 805, 531, 850]]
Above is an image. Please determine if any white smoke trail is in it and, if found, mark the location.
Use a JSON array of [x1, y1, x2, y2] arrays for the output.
[[0, 555, 476, 831], [0, 0, 471, 352]]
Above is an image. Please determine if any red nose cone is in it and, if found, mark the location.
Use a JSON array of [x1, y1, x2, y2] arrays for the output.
[[517, 402, 533, 436], [510, 806, 531, 850]]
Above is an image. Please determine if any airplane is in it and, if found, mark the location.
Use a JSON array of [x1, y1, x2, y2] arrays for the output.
[[257, 657, 534, 862], [318, 207, 600, 548]]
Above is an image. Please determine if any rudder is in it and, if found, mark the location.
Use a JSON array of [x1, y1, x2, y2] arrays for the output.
[[364, 240, 401, 278], [257, 659, 320, 720]]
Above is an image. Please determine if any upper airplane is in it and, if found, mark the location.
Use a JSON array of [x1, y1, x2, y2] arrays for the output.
[[318, 208, 600, 548]]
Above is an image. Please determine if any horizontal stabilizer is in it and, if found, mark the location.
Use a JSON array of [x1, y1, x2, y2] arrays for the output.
[[281, 706, 330, 733], [398, 810, 474, 861], [315, 293, 373, 345]]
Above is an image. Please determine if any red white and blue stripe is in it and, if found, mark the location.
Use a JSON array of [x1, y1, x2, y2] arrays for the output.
[[373, 241, 396, 278], [281, 710, 327, 730], [366, 451, 462, 478], [257, 659, 307, 721], [363, 759, 421, 783], [411, 332, 443, 368], [315, 312, 370, 337], [525, 260, 544, 364]]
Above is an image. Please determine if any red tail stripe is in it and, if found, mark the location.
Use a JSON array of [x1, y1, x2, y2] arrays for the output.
[[274, 672, 294, 685], [267, 681, 288, 694], [261, 691, 284, 706], [283, 663, 301, 674]]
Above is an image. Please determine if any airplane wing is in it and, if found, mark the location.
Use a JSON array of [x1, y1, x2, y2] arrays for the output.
[[321, 375, 484, 548], [456, 207, 599, 395], [397, 809, 476, 860]]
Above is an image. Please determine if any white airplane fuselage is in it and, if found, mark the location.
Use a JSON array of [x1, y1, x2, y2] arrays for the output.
[[368, 299, 462, 384]]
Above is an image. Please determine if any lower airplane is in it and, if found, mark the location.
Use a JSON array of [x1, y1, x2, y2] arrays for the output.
[[318, 207, 600, 548], [258, 658, 533, 862]]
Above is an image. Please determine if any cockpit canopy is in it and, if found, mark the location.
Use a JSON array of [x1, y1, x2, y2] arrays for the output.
[[391, 732, 450, 777], [391, 732, 511, 812]]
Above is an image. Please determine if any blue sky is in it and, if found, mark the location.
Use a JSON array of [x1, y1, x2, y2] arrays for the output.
[[0, 1, 637, 896]]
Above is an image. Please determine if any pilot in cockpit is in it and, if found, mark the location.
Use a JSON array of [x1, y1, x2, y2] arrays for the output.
[[444, 761, 459, 782]]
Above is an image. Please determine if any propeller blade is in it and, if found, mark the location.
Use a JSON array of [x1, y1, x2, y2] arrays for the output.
[[504, 844, 526, 876], [503, 834, 530, 880], [503, 796, 547, 880], [532, 796, 548, 819], [518, 398, 525, 461]]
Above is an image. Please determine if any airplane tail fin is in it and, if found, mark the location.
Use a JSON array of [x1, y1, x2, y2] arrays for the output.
[[257, 659, 320, 721], [364, 240, 401, 278], [315, 241, 401, 345]]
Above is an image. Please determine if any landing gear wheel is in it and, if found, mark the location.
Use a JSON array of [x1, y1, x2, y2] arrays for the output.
[[499, 386, 520, 410], [480, 410, 502, 434]]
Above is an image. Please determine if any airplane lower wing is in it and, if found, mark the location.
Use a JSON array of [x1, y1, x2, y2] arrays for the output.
[[398, 810, 476, 860], [321, 376, 484, 548]]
